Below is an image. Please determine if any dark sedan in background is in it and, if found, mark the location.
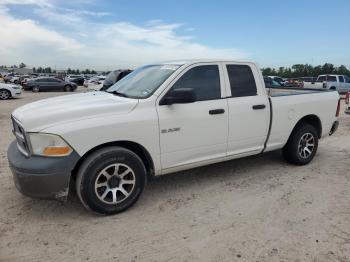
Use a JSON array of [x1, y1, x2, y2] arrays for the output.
[[25, 77, 78, 92]]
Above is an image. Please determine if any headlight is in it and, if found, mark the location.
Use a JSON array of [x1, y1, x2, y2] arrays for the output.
[[29, 133, 72, 157]]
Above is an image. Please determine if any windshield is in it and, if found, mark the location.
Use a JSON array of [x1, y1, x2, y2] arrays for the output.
[[107, 64, 180, 98]]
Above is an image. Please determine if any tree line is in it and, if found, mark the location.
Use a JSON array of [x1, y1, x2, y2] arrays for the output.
[[262, 63, 350, 78]]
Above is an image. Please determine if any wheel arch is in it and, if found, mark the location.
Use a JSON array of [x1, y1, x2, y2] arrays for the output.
[[290, 114, 322, 139], [71, 140, 155, 180]]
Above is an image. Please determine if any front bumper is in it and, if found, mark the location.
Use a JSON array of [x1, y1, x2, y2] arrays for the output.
[[329, 121, 339, 136], [11, 89, 22, 98], [7, 141, 80, 201]]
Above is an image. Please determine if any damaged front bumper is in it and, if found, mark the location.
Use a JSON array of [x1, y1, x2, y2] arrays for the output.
[[7, 141, 80, 201]]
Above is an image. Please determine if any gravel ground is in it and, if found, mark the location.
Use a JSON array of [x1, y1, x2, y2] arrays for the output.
[[0, 89, 350, 261]]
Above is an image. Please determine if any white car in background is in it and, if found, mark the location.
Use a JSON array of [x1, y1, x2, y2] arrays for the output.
[[0, 83, 22, 100], [304, 74, 350, 93], [85, 76, 106, 91]]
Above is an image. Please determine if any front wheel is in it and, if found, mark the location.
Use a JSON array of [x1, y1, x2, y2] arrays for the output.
[[32, 86, 40, 92], [283, 123, 319, 165], [76, 147, 147, 214], [0, 89, 11, 100]]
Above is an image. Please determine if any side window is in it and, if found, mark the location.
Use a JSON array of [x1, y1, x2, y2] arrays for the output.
[[339, 76, 344, 83], [317, 76, 326, 82], [327, 76, 337, 82], [226, 65, 257, 97], [171, 65, 221, 101]]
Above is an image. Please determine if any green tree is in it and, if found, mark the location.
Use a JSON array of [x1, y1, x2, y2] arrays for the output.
[[19, 62, 26, 68]]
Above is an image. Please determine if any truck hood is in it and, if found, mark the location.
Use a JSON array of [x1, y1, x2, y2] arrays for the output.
[[12, 91, 138, 132]]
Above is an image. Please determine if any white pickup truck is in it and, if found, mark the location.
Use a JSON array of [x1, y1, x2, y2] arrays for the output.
[[8, 60, 340, 214], [304, 74, 350, 93]]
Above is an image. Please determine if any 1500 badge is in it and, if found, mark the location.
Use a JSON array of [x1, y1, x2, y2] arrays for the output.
[[161, 127, 181, 134]]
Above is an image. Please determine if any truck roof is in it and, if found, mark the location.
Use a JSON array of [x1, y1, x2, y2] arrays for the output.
[[318, 74, 343, 77], [159, 59, 256, 66]]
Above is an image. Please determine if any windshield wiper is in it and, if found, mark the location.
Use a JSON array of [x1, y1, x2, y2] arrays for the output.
[[107, 90, 129, 98]]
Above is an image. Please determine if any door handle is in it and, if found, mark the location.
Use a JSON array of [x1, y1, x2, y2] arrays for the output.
[[209, 109, 225, 115], [252, 104, 266, 110]]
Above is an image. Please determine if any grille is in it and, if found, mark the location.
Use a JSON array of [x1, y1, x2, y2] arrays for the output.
[[12, 116, 30, 157]]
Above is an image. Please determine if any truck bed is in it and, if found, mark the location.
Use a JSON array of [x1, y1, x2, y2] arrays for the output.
[[267, 87, 332, 97], [264, 87, 339, 153]]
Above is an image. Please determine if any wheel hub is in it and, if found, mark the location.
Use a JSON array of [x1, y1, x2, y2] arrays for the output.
[[108, 176, 121, 188]]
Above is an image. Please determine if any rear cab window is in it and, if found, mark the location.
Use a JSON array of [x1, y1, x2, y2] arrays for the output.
[[225, 64, 257, 97], [338, 76, 344, 83], [327, 76, 337, 82]]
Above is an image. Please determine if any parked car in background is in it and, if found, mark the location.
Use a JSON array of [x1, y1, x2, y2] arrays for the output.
[[264, 76, 282, 88], [300, 77, 317, 83], [84, 76, 106, 89], [9, 75, 21, 84], [285, 78, 304, 88], [345, 92, 350, 115], [100, 69, 132, 91], [65, 75, 85, 85], [0, 83, 22, 100], [304, 75, 350, 93], [7, 59, 340, 214], [268, 76, 286, 86], [26, 77, 77, 92]]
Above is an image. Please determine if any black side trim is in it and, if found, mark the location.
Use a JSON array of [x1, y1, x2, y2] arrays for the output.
[[262, 97, 273, 153]]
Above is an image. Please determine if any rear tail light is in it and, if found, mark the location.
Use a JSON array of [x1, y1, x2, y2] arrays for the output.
[[336, 99, 341, 117]]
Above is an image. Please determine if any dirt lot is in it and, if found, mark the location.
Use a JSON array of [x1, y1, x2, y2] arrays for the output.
[[1, 89, 350, 261]]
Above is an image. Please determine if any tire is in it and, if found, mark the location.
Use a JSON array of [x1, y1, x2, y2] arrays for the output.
[[70, 86, 75, 92], [32, 86, 40, 93], [330, 86, 336, 91], [0, 89, 11, 100], [283, 123, 319, 165], [76, 146, 147, 215], [64, 85, 70, 92]]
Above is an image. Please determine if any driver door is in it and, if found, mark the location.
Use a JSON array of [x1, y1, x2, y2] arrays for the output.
[[156, 63, 229, 171]]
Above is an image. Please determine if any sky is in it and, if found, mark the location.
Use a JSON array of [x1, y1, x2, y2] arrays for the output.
[[0, 0, 350, 70]]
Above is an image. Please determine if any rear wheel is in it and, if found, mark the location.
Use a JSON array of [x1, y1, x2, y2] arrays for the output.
[[283, 123, 318, 165], [0, 89, 11, 100], [76, 147, 147, 214], [64, 85, 70, 92]]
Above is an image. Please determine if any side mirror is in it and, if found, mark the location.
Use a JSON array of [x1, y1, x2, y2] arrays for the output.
[[159, 88, 196, 105]]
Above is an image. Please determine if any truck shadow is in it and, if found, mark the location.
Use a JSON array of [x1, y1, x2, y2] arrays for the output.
[[18, 150, 293, 219]]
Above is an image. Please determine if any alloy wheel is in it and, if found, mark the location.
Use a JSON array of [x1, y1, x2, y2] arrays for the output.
[[94, 163, 136, 204], [298, 133, 315, 159]]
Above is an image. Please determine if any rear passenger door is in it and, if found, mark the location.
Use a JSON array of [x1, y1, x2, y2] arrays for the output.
[[223, 63, 270, 156]]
